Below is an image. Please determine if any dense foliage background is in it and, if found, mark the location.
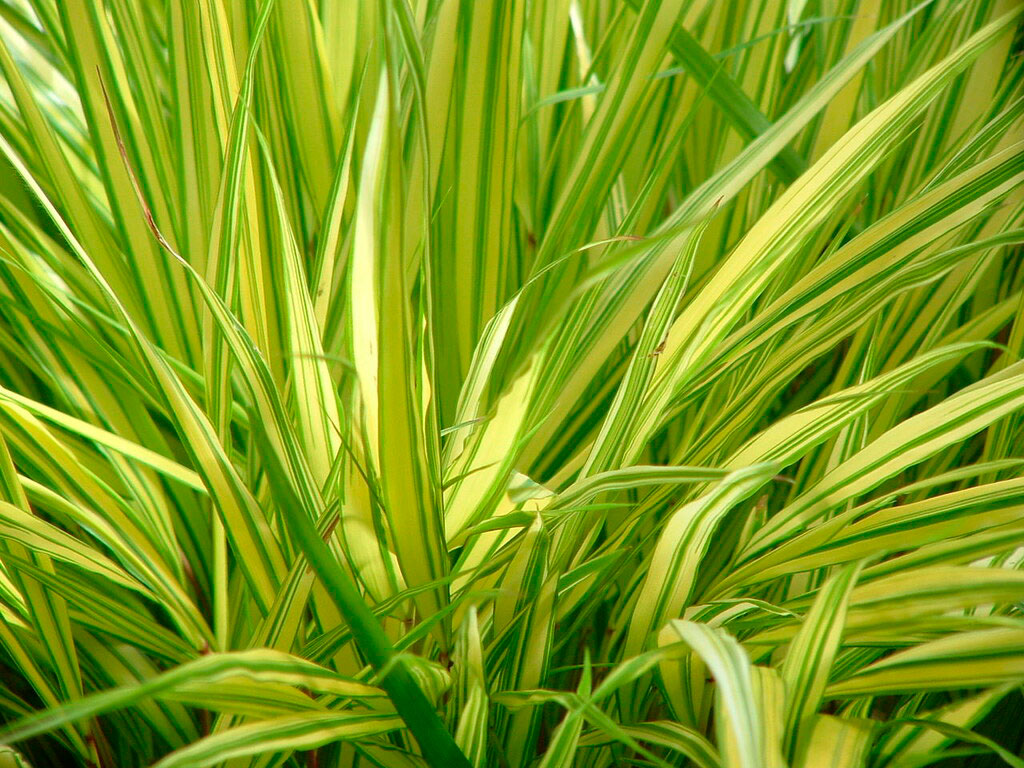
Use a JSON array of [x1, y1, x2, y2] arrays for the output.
[[0, 0, 1022, 766]]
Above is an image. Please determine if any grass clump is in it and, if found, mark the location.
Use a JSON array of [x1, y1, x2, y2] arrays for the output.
[[0, 1, 1022, 766]]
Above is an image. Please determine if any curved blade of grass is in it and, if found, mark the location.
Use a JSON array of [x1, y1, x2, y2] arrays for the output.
[[151, 712, 404, 768]]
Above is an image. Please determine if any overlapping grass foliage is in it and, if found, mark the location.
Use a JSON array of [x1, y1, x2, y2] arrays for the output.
[[0, 0, 1022, 765]]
